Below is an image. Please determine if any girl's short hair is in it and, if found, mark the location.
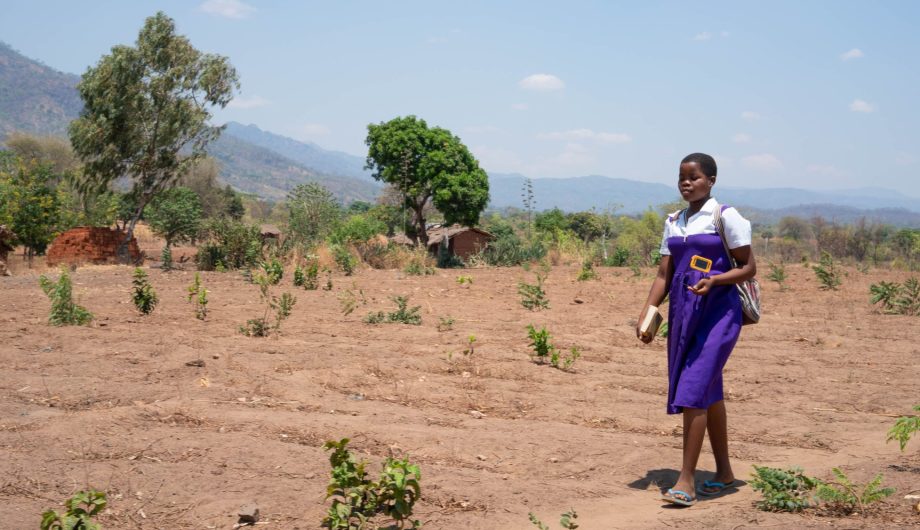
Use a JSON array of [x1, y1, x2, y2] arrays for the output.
[[681, 153, 717, 178]]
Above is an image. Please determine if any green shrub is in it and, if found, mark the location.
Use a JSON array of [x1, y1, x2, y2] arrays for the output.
[[364, 296, 422, 325], [527, 324, 579, 371], [812, 252, 842, 290], [293, 264, 305, 287], [529, 510, 579, 530], [481, 232, 546, 266], [131, 267, 158, 315], [519, 274, 549, 310], [322, 438, 421, 530], [887, 405, 920, 451], [260, 258, 283, 285], [332, 244, 357, 276], [576, 260, 596, 281], [240, 275, 296, 337], [41, 489, 106, 530], [895, 277, 920, 315], [161, 245, 173, 272], [38, 269, 93, 326], [815, 468, 894, 514], [404, 260, 435, 276], [750, 465, 821, 512], [196, 219, 262, 271], [766, 262, 787, 290], [603, 247, 630, 267]]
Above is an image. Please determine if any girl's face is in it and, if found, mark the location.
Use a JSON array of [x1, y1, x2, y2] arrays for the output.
[[678, 162, 715, 203]]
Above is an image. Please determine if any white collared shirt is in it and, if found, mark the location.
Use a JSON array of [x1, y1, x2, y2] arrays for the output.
[[659, 198, 752, 256]]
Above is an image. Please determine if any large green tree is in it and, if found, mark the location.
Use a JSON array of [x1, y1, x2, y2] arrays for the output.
[[0, 155, 63, 263], [365, 116, 490, 245], [68, 11, 238, 262], [145, 187, 203, 249], [286, 182, 342, 246]]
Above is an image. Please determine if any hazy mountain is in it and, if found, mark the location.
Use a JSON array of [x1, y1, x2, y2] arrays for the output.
[[208, 133, 378, 203], [488, 173, 920, 222], [0, 42, 82, 137], [223, 121, 373, 182]]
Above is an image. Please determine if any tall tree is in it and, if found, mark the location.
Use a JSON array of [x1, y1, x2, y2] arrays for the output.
[[145, 187, 203, 249], [365, 116, 489, 245], [286, 182, 341, 246], [0, 156, 62, 264], [68, 11, 238, 262]]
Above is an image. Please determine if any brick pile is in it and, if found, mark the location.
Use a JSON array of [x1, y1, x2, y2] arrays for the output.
[[46, 227, 142, 266]]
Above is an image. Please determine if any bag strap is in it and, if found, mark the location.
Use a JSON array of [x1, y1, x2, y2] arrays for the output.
[[713, 202, 739, 269]]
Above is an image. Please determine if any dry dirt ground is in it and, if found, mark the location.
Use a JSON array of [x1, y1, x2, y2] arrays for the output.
[[1, 257, 918, 529]]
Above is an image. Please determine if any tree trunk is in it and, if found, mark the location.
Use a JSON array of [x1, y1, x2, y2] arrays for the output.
[[412, 204, 428, 246], [119, 198, 147, 265]]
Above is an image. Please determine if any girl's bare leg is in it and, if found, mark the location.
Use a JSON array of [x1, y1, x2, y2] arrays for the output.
[[671, 407, 707, 500], [702, 400, 735, 492]]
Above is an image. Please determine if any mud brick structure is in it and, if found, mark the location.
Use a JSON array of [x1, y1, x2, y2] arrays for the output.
[[46, 227, 142, 266]]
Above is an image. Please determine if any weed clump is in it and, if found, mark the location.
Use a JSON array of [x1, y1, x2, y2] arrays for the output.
[[322, 438, 421, 530], [364, 296, 422, 325], [766, 262, 787, 290], [38, 268, 93, 326], [815, 468, 894, 515], [187, 273, 209, 320], [41, 489, 106, 530], [869, 278, 920, 315], [240, 274, 296, 337], [750, 466, 821, 512], [812, 252, 842, 290], [526, 324, 580, 371], [888, 405, 920, 451], [576, 261, 596, 281], [131, 267, 158, 315]]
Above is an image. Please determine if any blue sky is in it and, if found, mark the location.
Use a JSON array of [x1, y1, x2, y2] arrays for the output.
[[2, 0, 918, 194]]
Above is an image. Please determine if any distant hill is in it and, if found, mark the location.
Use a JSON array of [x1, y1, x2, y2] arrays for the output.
[[208, 133, 378, 203], [223, 121, 373, 182], [487, 173, 920, 225], [0, 42, 82, 137]]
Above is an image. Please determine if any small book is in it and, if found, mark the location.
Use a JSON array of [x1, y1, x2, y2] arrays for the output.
[[639, 305, 663, 339]]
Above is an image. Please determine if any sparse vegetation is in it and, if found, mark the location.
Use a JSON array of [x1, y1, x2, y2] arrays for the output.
[[322, 438, 421, 530], [161, 245, 173, 271], [456, 275, 473, 286], [750, 465, 821, 512], [812, 252, 842, 290], [338, 286, 366, 317], [41, 489, 107, 530], [814, 468, 894, 514], [869, 278, 920, 315], [887, 405, 920, 451], [187, 273, 209, 320], [240, 274, 296, 337], [404, 259, 435, 276], [260, 258, 283, 285], [529, 510, 579, 530], [332, 244, 357, 276], [437, 316, 455, 332], [576, 260, 596, 281], [519, 273, 549, 310], [364, 295, 422, 325], [38, 268, 93, 326], [131, 267, 158, 315], [526, 324, 579, 371]]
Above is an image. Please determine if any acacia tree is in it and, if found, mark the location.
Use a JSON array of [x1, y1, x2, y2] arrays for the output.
[[69, 11, 238, 262], [365, 116, 490, 245]]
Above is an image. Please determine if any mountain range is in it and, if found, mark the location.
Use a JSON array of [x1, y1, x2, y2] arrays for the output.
[[0, 40, 917, 225]]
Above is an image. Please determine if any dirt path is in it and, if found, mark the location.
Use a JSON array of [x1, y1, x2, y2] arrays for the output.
[[1, 263, 918, 528]]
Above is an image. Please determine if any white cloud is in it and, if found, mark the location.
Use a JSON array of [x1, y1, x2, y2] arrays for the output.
[[840, 48, 864, 61], [537, 128, 632, 144], [519, 73, 565, 92], [693, 32, 712, 41], [227, 95, 270, 109], [199, 0, 256, 19], [511, 103, 529, 111], [741, 111, 762, 121], [849, 99, 875, 113], [806, 164, 844, 177], [732, 133, 751, 144], [741, 153, 784, 171]]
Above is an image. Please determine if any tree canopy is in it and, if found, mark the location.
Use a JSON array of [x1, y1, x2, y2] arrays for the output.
[[68, 11, 238, 261], [145, 187, 203, 248], [365, 116, 489, 244]]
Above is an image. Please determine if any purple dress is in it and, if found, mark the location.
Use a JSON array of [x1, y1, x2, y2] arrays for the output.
[[665, 222, 742, 414]]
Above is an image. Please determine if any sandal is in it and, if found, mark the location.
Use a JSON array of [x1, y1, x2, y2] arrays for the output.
[[661, 488, 697, 507], [697, 480, 736, 497]]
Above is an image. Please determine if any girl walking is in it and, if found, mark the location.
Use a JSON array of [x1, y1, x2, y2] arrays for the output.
[[637, 153, 757, 506]]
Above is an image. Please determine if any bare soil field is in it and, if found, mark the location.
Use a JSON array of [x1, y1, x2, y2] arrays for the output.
[[1, 258, 918, 529]]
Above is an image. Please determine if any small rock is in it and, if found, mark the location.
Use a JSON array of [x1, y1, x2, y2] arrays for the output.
[[185, 359, 205, 367], [549, 457, 558, 463], [476, 454, 487, 461], [469, 410, 484, 419], [574, 298, 584, 304], [347, 393, 365, 401], [39, 346, 53, 353], [212, 354, 220, 359], [238, 503, 260, 524]]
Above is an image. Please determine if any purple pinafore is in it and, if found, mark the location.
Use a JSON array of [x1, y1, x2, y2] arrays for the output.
[[665, 207, 742, 414]]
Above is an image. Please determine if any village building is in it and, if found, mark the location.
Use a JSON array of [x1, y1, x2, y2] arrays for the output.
[[391, 224, 493, 262]]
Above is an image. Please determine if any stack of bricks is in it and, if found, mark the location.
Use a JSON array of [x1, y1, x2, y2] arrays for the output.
[[46, 227, 142, 266]]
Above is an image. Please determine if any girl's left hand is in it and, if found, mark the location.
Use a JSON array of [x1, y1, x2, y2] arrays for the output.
[[688, 277, 714, 295]]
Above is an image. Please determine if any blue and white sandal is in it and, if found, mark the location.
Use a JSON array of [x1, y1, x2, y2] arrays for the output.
[[697, 480, 736, 497], [661, 488, 697, 506]]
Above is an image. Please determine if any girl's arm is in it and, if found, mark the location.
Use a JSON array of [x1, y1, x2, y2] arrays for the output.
[[688, 245, 757, 295], [636, 255, 672, 343]]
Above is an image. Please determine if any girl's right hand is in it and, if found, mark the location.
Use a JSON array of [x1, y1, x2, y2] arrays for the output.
[[636, 309, 654, 344]]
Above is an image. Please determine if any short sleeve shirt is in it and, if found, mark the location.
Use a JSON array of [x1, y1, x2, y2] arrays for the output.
[[659, 198, 752, 256]]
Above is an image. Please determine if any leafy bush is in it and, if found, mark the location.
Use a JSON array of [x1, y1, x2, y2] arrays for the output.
[[815, 468, 894, 514], [332, 244, 357, 276], [240, 275, 296, 337], [870, 281, 900, 313], [41, 489, 107, 530], [293, 264, 305, 287], [161, 245, 173, 271], [196, 219, 262, 271], [527, 324, 579, 371], [322, 438, 421, 530], [329, 214, 386, 245], [404, 260, 435, 276], [766, 262, 787, 290], [603, 246, 630, 267], [481, 232, 546, 266], [260, 258, 283, 285], [576, 260, 596, 281], [750, 465, 821, 512], [131, 267, 158, 315], [294, 260, 320, 290], [870, 278, 920, 315], [812, 252, 842, 290], [187, 273, 209, 320], [887, 405, 920, 451], [519, 274, 549, 310], [38, 269, 93, 326]]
